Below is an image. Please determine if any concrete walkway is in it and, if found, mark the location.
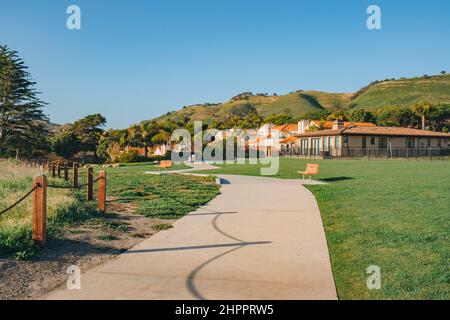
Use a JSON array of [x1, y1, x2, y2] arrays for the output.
[[145, 162, 219, 174], [45, 175, 337, 300]]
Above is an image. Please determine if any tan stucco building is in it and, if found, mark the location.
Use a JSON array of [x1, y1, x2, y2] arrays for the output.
[[286, 122, 450, 158]]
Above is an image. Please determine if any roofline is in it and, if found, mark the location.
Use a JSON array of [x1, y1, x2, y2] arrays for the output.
[[294, 128, 450, 138], [344, 132, 450, 138], [293, 131, 342, 138]]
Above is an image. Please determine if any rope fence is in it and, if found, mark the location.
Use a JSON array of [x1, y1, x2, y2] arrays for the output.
[[47, 177, 103, 189], [0, 185, 38, 216], [0, 161, 107, 248]]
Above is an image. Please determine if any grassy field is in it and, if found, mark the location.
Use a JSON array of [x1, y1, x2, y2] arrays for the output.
[[0, 161, 219, 258], [116, 162, 190, 170], [0, 160, 99, 259], [80, 163, 220, 219], [194, 158, 450, 300]]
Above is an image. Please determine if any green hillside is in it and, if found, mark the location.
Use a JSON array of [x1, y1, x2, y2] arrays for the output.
[[352, 74, 450, 111], [156, 91, 352, 124], [152, 74, 450, 124]]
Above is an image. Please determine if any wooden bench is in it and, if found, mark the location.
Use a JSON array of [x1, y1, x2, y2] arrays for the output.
[[298, 163, 320, 180], [158, 160, 173, 172]]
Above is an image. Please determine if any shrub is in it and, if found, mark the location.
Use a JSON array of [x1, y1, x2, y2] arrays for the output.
[[31, 150, 46, 157], [118, 150, 148, 163]]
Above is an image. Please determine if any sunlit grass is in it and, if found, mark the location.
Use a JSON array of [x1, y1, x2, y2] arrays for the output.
[[195, 157, 450, 300], [92, 164, 220, 219], [0, 160, 95, 258]]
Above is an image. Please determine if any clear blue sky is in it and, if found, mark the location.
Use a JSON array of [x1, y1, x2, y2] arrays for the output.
[[1, 0, 449, 128]]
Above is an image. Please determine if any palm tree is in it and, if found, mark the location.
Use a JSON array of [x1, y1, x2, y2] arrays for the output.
[[139, 122, 159, 157], [139, 124, 150, 157], [326, 112, 347, 121], [126, 124, 140, 147], [413, 101, 432, 130], [151, 130, 171, 145]]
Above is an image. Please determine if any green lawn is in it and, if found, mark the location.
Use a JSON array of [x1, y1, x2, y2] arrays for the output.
[[117, 162, 190, 170], [194, 158, 450, 300], [86, 163, 219, 219]]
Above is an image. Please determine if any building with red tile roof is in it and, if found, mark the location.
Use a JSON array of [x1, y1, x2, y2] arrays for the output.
[[289, 121, 450, 158]]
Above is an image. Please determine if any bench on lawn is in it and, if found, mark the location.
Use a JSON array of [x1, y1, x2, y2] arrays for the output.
[[158, 160, 173, 172], [298, 163, 320, 180]]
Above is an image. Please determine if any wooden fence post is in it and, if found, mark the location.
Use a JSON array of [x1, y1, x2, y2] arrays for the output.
[[57, 162, 61, 178], [32, 175, 47, 248], [64, 165, 69, 181], [87, 167, 93, 201], [98, 171, 107, 213], [73, 162, 78, 188]]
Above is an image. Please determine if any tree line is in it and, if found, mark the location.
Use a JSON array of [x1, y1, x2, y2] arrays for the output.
[[1, 44, 449, 163], [301, 103, 450, 132]]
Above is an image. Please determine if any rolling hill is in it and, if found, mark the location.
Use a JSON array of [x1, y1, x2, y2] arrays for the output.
[[152, 74, 450, 124], [350, 74, 450, 111]]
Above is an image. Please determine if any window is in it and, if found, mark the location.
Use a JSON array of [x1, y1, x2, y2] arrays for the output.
[[427, 138, 431, 147], [324, 137, 332, 151], [312, 138, 321, 155], [438, 139, 442, 147], [362, 137, 367, 148], [378, 137, 388, 149], [335, 137, 340, 148], [405, 138, 415, 148], [344, 136, 348, 145], [370, 137, 375, 145], [301, 139, 309, 155]]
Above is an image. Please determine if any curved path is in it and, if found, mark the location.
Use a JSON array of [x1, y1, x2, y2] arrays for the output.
[[45, 174, 337, 300]]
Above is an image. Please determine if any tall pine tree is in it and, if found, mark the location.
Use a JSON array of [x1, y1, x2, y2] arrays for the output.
[[0, 45, 48, 157]]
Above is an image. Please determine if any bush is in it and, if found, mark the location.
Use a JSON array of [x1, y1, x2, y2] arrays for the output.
[[31, 150, 47, 157], [118, 150, 148, 163]]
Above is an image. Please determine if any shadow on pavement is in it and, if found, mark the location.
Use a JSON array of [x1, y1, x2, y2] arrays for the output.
[[125, 241, 271, 254]]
